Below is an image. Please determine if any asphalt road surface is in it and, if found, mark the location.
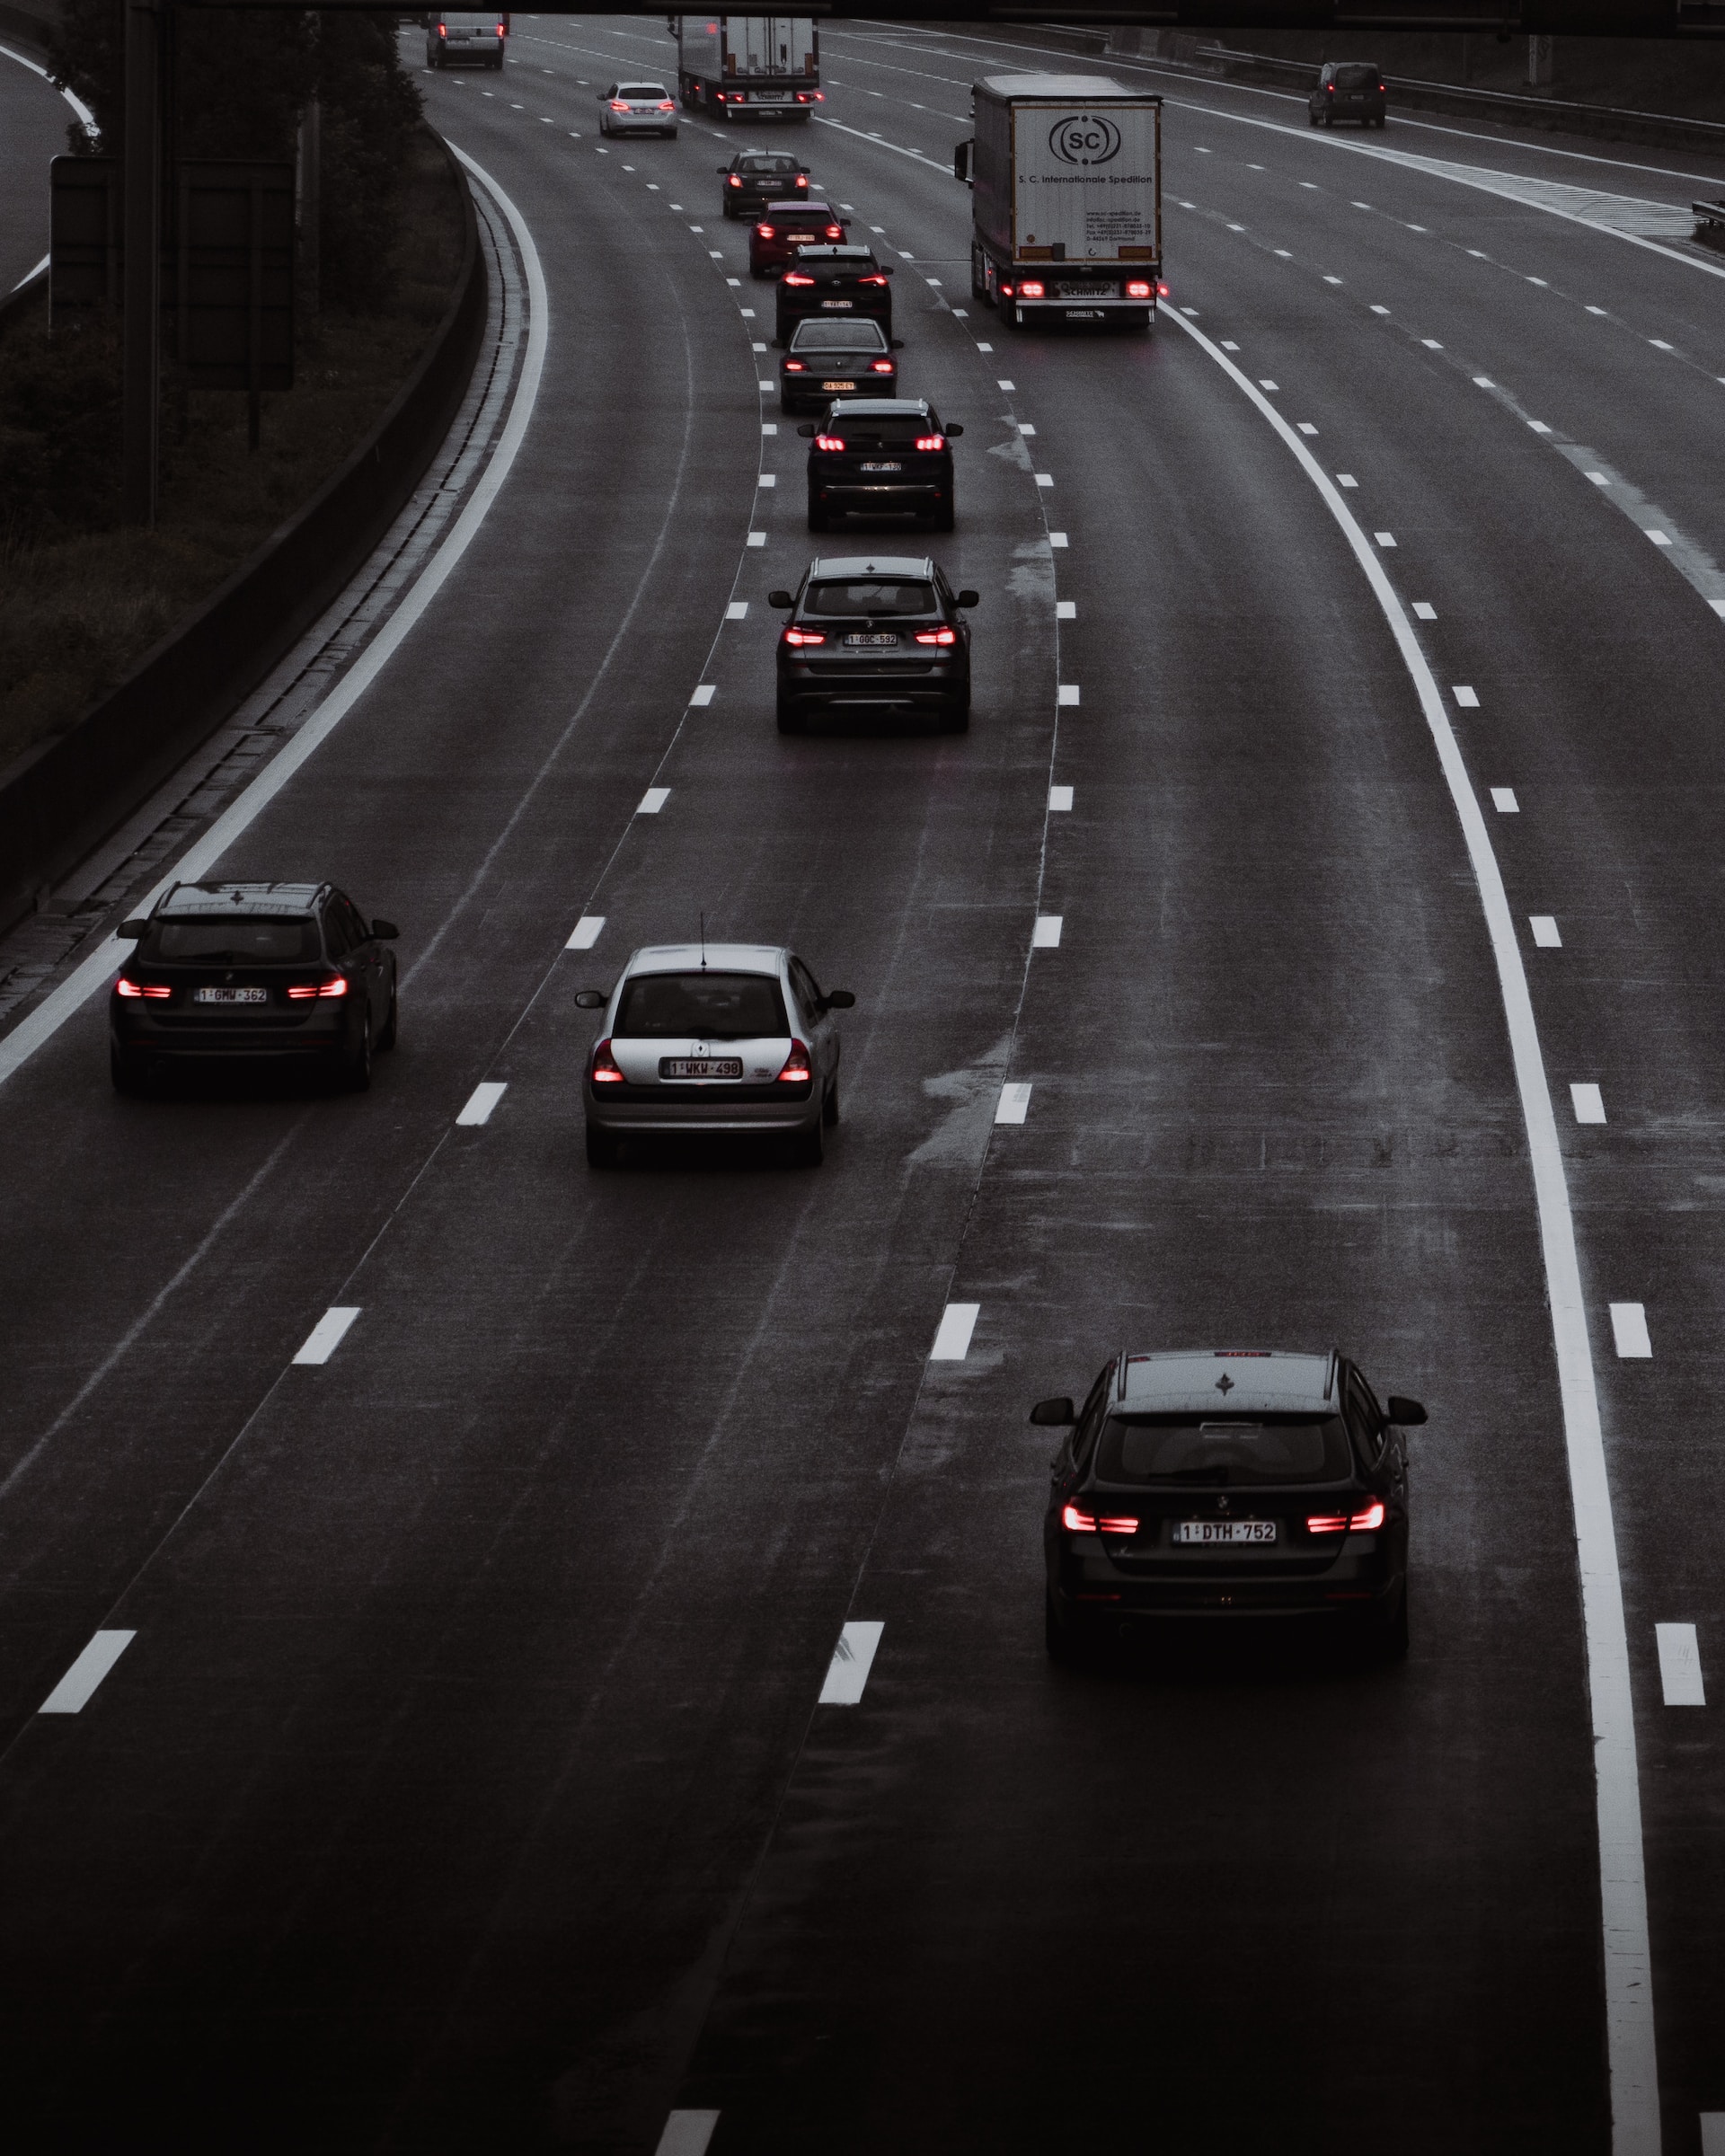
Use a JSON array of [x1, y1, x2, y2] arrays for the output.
[[4, 18, 1725, 2152]]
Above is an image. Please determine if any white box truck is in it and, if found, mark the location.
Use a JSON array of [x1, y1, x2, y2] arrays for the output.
[[955, 75, 1163, 329], [671, 16, 822, 121]]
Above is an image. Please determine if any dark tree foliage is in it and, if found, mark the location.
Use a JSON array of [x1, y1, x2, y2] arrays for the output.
[[314, 13, 423, 308], [0, 318, 122, 535]]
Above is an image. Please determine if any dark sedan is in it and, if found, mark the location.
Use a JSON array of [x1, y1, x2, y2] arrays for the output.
[[719, 149, 809, 217], [749, 199, 847, 278], [768, 553, 978, 734], [799, 398, 961, 531], [779, 317, 902, 414], [110, 879, 399, 1092], [774, 244, 892, 344], [1039, 1348, 1423, 1660]]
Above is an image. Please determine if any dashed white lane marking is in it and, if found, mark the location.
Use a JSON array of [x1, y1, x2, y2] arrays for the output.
[[1650, 338, 1675, 351], [456, 1081, 508, 1127], [1032, 915, 1063, 949], [747, 532, 766, 547], [1049, 785, 1074, 810], [687, 223, 703, 231], [1531, 915, 1562, 948], [1611, 1303, 1652, 1358], [929, 1303, 979, 1361], [1491, 787, 1518, 812], [1322, 276, 1341, 287], [1352, 199, 1371, 208], [1299, 181, 1317, 190], [1572, 1083, 1606, 1124], [1371, 304, 1391, 314], [654, 2112, 721, 2156], [1057, 685, 1080, 706], [1274, 248, 1292, 259], [996, 376, 1015, 389], [739, 308, 756, 319], [40, 1630, 136, 1715], [1422, 338, 1444, 349], [293, 1307, 361, 1366], [976, 340, 994, 352], [567, 915, 605, 950], [1048, 531, 1068, 548], [1297, 420, 1317, 435], [1035, 473, 1054, 487], [996, 1081, 1032, 1124], [1408, 223, 1429, 232], [689, 685, 716, 705], [1656, 1624, 1704, 1706], [1337, 473, 1358, 488], [1413, 601, 1438, 619], [1375, 531, 1396, 548], [761, 421, 777, 436], [1647, 529, 1672, 547], [1453, 685, 1480, 707], [1588, 303, 1609, 314], [1529, 420, 1552, 434], [756, 473, 775, 488], [1473, 374, 1495, 387], [1226, 222, 1244, 233], [1056, 600, 1075, 619], [819, 1621, 885, 1704], [1222, 339, 1241, 350], [1258, 378, 1279, 390], [638, 788, 670, 814], [1018, 421, 1036, 435], [1528, 275, 1549, 286], [727, 276, 740, 287], [1585, 470, 1610, 485], [726, 601, 748, 620]]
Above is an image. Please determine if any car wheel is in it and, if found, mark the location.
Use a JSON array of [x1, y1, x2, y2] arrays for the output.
[[776, 696, 804, 734], [585, 1124, 619, 1170], [110, 1042, 145, 1095], [1367, 1583, 1411, 1662], [808, 499, 828, 532], [822, 1074, 839, 1127], [941, 699, 970, 735], [792, 1118, 825, 1166], [345, 1011, 373, 1093], [378, 983, 398, 1051], [1307, 110, 1318, 125], [1324, 112, 1335, 128], [930, 502, 955, 533], [1045, 1588, 1084, 1664]]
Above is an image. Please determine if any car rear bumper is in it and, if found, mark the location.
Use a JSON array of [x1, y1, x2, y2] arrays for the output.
[[814, 482, 947, 512], [585, 1087, 820, 1135], [780, 660, 966, 712], [606, 114, 677, 130], [1050, 1571, 1403, 1626], [112, 1009, 355, 1058]]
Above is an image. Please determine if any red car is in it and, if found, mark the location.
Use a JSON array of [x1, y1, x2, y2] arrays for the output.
[[750, 199, 847, 278]]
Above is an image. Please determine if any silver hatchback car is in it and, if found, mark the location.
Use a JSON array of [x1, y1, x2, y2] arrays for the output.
[[597, 80, 679, 137], [576, 943, 853, 1167]]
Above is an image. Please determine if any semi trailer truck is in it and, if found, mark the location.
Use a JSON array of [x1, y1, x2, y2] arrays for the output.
[[671, 17, 822, 119]]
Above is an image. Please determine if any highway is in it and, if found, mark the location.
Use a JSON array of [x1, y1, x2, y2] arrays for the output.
[[0, 35, 78, 299], [3, 16, 1725, 2150]]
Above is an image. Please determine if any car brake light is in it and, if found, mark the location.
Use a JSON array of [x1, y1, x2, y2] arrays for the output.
[[795, 174, 808, 186], [860, 273, 889, 286], [590, 1039, 624, 1084], [756, 223, 775, 237], [784, 358, 805, 371], [914, 434, 944, 451], [1306, 1499, 1387, 1534], [1126, 279, 1152, 298], [114, 977, 170, 999], [914, 625, 957, 645], [1018, 280, 1045, 299], [776, 1039, 813, 1082], [437, 21, 446, 32], [825, 224, 843, 239], [999, 283, 1013, 298], [610, 100, 629, 111], [783, 271, 814, 287], [729, 174, 741, 186], [287, 974, 349, 1000], [1062, 1502, 1140, 1533], [1326, 83, 1335, 93], [496, 22, 506, 35], [870, 358, 894, 372], [783, 625, 827, 645], [1157, 281, 1170, 296], [659, 100, 675, 110], [814, 433, 845, 451]]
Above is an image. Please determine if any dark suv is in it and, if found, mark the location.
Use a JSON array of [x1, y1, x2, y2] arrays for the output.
[[775, 244, 893, 344], [768, 553, 978, 734], [1038, 1348, 1425, 1659], [110, 880, 399, 1092], [799, 398, 962, 531], [719, 149, 809, 217], [1309, 59, 1386, 127]]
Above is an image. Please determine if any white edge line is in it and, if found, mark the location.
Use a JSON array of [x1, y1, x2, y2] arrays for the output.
[[1162, 307, 1659, 2151], [810, 111, 950, 172], [0, 141, 547, 1093]]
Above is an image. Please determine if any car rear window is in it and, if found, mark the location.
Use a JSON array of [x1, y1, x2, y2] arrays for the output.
[[743, 156, 803, 173], [615, 971, 787, 1039], [1094, 1415, 1353, 1487], [790, 320, 889, 351], [806, 579, 936, 617], [818, 415, 934, 448], [152, 919, 320, 961], [620, 84, 668, 99], [1334, 63, 1379, 88]]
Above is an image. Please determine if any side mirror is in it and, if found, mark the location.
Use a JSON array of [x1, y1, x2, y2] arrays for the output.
[[945, 423, 963, 437], [1029, 1396, 1076, 1427], [370, 918, 400, 941], [956, 589, 979, 608], [1385, 1396, 1428, 1427], [573, 988, 608, 1010], [882, 264, 895, 275], [117, 918, 147, 940], [766, 588, 795, 608], [823, 988, 855, 1010], [890, 338, 905, 349], [953, 138, 975, 185], [796, 422, 815, 437]]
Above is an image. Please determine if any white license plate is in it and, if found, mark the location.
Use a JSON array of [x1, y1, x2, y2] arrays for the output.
[[1172, 1519, 1278, 1545], [858, 460, 900, 472], [820, 299, 853, 309], [845, 632, 898, 645], [193, 985, 269, 1004], [821, 379, 857, 391], [1065, 309, 1103, 320], [661, 1057, 742, 1079]]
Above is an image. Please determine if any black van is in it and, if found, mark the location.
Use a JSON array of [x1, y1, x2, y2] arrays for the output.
[[1309, 60, 1387, 128]]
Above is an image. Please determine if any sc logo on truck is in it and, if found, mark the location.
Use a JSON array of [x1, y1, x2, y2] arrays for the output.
[[1049, 113, 1121, 166]]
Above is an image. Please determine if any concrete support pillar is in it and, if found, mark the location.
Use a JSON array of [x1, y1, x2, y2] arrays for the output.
[[1528, 34, 1555, 86]]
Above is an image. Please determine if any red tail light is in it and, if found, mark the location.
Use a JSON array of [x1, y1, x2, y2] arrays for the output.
[[437, 20, 447, 32], [914, 434, 944, 451], [287, 974, 349, 1000], [1326, 83, 1335, 93], [783, 358, 805, 371], [590, 1039, 624, 1084], [1378, 81, 1386, 91], [999, 283, 1013, 298], [1018, 280, 1046, 299], [659, 100, 675, 110], [824, 224, 844, 239], [610, 100, 629, 111], [860, 273, 889, 286], [1126, 279, 1152, 298], [870, 358, 894, 372], [914, 625, 957, 645], [756, 223, 775, 237], [776, 1039, 813, 1082], [1062, 1502, 1140, 1534], [783, 625, 826, 646], [728, 174, 741, 186], [794, 174, 808, 186], [1306, 1499, 1387, 1534], [114, 977, 170, 999], [497, 22, 507, 35], [1157, 281, 1170, 296], [813, 434, 845, 451], [783, 271, 815, 287]]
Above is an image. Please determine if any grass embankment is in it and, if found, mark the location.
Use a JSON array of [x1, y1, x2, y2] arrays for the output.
[[0, 123, 465, 779]]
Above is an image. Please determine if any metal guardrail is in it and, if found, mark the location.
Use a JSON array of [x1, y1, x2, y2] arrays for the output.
[[1694, 198, 1725, 225]]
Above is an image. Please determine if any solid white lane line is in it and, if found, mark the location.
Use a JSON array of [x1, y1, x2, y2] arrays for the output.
[[1056, 600, 1075, 619], [1032, 915, 1063, 948], [1057, 685, 1080, 706], [1048, 531, 1068, 547], [1453, 685, 1480, 707], [1413, 601, 1438, 619], [0, 146, 549, 1094], [456, 1081, 508, 1127], [1572, 1083, 1606, 1124], [1656, 1625, 1704, 1706], [725, 601, 748, 620], [688, 685, 716, 705], [568, 915, 605, 949], [1531, 915, 1562, 947], [1491, 787, 1519, 812], [1048, 785, 1074, 810], [638, 788, 670, 814], [654, 2112, 721, 2156], [929, 1304, 979, 1361], [293, 1306, 360, 1366], [40, 1630, 136, 1715], [1611, 1303, 1652, 1358], [819, 1621, 885, 1704], [995, 1081, 1032, 1124], [1161, 303, 1659, 2147]]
